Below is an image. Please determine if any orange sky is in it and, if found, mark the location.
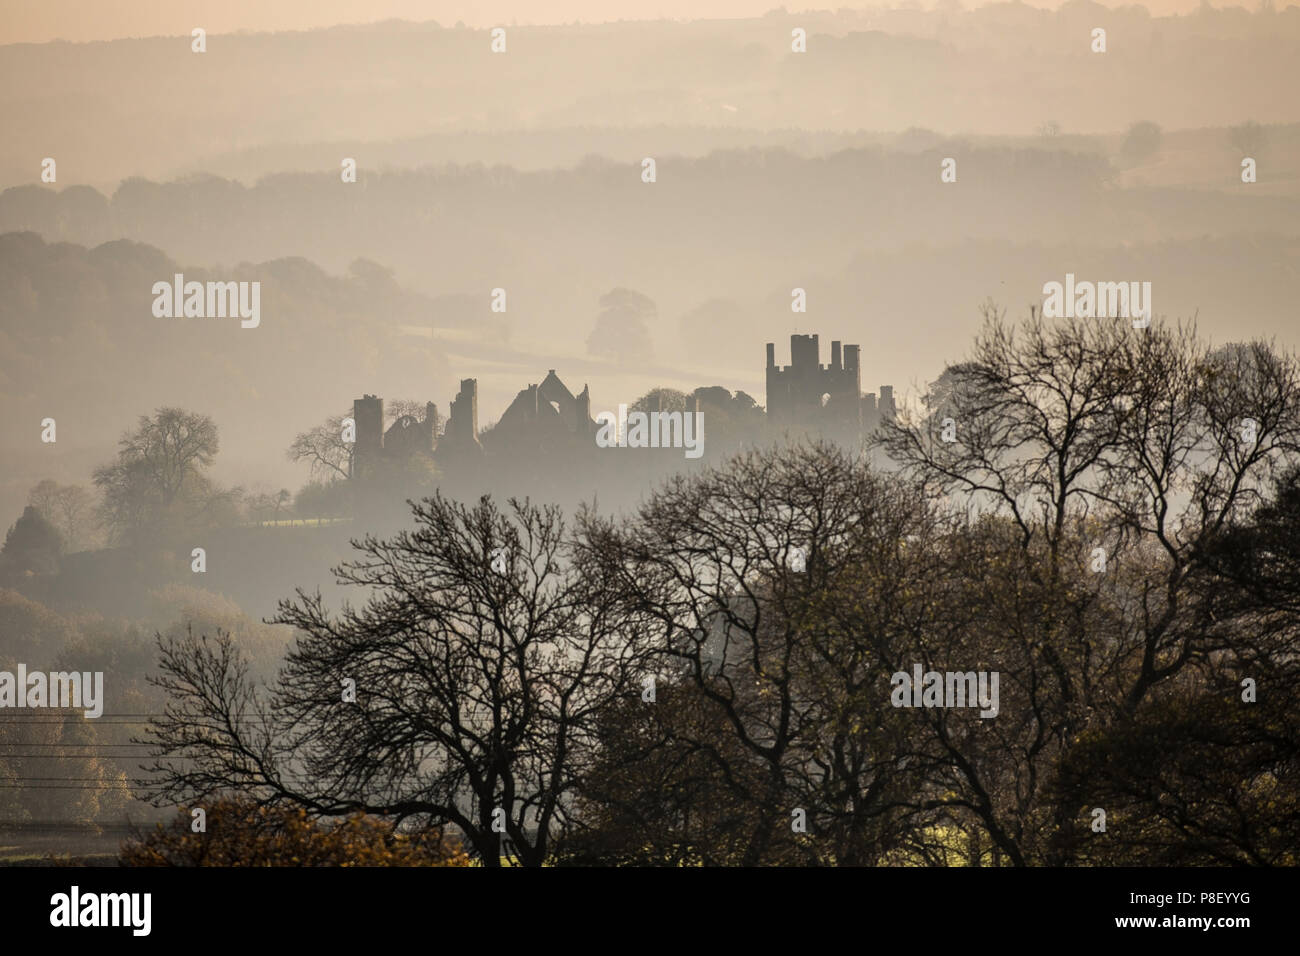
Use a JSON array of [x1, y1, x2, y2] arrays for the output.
[[0, 0, 1259, 46]]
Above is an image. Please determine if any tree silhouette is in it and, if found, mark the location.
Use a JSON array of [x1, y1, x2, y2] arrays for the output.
[[140, 494, 650, 866], [93, 407, 234, 544], [586, 288, 655, 363]]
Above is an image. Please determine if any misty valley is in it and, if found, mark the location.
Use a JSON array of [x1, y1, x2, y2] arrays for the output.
[[0, 5, 1296, 919]]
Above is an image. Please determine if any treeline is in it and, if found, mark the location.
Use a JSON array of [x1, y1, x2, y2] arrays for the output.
[[5, 379, 765, 619], [140, 313, 1300, 865], [1, 402, 404, 621], [0, 583, 290, 831], [3, 6, 1299, 187], [9, 145, 1296, 297], [0, 232, 449, 528], [6, 229, 1300, 525], [0, 412, 306, 828]]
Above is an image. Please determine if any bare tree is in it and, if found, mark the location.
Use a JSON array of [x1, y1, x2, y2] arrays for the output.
[[586, 288, 656, 363], [288, 411, 354, 481], [1228, 119, 1266, 158], [578, 442, 940, 865], [140, 493, 649, 866], [874, 309, 1300, 863], [289, 401, 432, 481], [26, 479, 100, 552], [92, 407, 229, 544]]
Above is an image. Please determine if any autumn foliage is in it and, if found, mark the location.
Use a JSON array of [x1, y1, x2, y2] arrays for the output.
[[120, 798, 470, 867]]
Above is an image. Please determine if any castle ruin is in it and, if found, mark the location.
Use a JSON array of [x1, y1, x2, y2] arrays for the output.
[[765, 334, 895, 445], [350, 332, 894, 484]]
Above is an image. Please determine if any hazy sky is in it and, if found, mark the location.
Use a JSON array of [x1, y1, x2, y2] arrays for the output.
[[0, 0, 1251, 46]]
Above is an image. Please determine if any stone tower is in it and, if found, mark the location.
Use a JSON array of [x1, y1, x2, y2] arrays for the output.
[[765, 334, 862, 436], [353, 394, 384, 479], [443, 378, 482, 453]]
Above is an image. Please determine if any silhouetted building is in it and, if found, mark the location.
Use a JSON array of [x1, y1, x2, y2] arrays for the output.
[[438, 378, 483, 459], [351, 393, 438, 479], [485, 370, 597, 454], [352, 394, 385, 479], [765, 334, 894, 445], [349, 332, 892, 490], [384, 401, 438, 454]]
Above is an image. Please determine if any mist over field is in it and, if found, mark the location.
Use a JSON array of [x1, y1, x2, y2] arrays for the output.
[[4, 6, 1299, 530], [1, 2, 1298, 874]]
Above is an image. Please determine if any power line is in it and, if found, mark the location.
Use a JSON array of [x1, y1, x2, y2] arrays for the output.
[[0, 718, 156, 723], [0, 744, 155, 748], [0, 777, 140, 782], [0, 753, 152, 758], [0, 715, 275, 720], [0, 822, 150, 829], [0, 784, 139, 790]]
